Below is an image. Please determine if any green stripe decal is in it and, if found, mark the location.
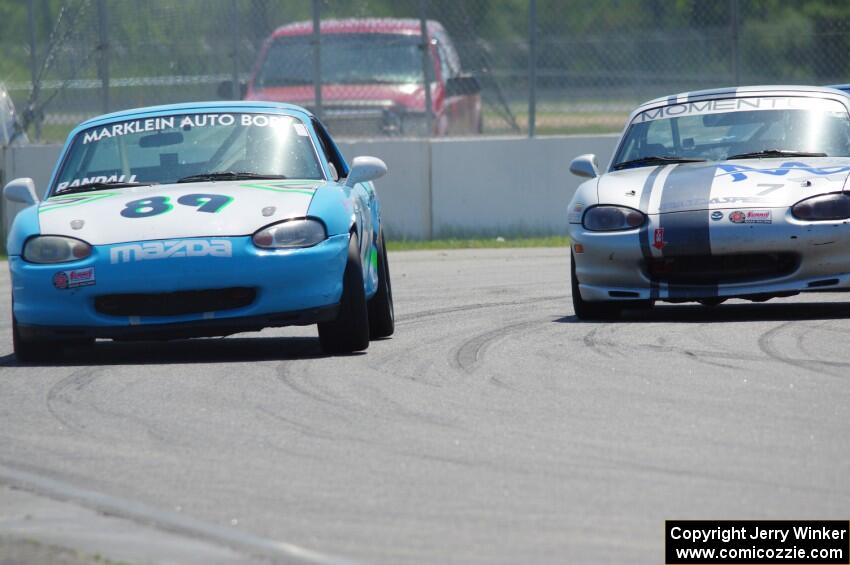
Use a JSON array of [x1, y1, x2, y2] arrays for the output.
[[239, 182, 317, 196], [370, 245, 379, 271], [39, 192, 119, 213]]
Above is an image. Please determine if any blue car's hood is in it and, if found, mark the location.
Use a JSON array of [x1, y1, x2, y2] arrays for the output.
[[37, 180, 324, 245]]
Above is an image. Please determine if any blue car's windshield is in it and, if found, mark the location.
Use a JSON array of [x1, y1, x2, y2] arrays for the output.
[[612, 96, 850, 170], [53, 112, 323, 193]]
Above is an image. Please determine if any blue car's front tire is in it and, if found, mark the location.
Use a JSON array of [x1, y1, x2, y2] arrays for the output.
[[13, 305, 94, 363], [367, 229, 394, 339], [13, 315, 43, 362], [318, 234, 370, 354]]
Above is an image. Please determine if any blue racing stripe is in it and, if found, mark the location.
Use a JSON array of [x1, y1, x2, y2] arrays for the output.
[[657, 164, 718, 299]]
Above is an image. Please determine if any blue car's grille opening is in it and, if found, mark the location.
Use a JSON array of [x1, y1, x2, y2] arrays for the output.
[[646, 253, 799, 285], [95, 287, 256, 317]]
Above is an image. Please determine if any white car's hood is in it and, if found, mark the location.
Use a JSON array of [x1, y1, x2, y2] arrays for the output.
[[598, 157, 850, 213], [38, 180, 321, 245]]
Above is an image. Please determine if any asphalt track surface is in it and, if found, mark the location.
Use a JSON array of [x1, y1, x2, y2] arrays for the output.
[[1, 247, 850, 564]]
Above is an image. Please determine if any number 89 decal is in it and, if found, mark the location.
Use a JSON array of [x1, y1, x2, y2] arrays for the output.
[[121, 194, 233, 218]]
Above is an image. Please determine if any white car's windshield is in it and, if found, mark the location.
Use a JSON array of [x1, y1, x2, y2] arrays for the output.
[[53, 112, 323, 194], [612, 96, 850, 170]]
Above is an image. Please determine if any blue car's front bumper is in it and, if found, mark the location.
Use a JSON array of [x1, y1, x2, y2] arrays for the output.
[[10, 234, 350, 340]]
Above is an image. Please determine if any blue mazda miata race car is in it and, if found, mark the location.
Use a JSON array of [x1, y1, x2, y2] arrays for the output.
[[4, 102, 394, 360]]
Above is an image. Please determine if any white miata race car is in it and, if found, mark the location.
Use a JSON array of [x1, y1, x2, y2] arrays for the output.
[[568, 86, 850, 319]]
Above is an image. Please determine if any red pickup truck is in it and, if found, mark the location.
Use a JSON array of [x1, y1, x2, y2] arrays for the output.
[[242, 18, 482, 137]]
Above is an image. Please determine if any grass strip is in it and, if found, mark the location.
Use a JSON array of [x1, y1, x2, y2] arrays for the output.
[[387, 236, 569, 251]]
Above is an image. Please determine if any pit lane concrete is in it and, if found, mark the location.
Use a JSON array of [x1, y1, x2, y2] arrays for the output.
[[1, 247, 848, 564]]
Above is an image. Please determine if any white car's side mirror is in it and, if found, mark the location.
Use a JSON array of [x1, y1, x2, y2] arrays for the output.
[[3, 178, 39, 206], [345, 156, 387, 188], [569, 154, 599, 179]]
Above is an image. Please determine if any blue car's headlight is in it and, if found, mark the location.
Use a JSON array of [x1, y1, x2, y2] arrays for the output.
[[23, 235, 92, 263], [252, 218, 327, 249], [791, 192, 850, 221], [582, 205, 646, 231]]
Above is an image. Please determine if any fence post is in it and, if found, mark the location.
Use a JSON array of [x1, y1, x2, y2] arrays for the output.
[[96, 0, 109, 114], [231, 0, 240, 100], [27, 0, 41, 141], [312, 0, 322, 121], [419, 0, 433, 137], [730, 0, 740, 85], [528, 0, 537, 137]]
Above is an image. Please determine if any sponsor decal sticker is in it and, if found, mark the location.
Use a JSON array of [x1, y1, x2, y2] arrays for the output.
[[56, 174, 136, 191], [52, 271, 68, 289], [53, 267, 95, 289], [81, 113, 307, 144], [729, 209, 772, 224], [110, 238, 232, 264], [653, 227, 665, 250], [710, 210, 724, 221], [658, 195, 770, 212], [636, 96, 842, 123]]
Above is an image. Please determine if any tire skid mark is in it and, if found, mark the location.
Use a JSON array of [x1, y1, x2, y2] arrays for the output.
[[45, 368, 103, 434], [452, 318, 549, 374], [582, 325, 618, 359], [372, 296, 563, 383], [274, 358, 459, 432], [757, 321, 850, 378], [274, 362, 352, 412], [578, 323, 762, 365], [638, 343, 762, 363], [397, 295, 564, 326], [46, 367, 171, 443], [367, 331, 452, 384], [253, 404, 364, 445], [794, 320, 840, 363]]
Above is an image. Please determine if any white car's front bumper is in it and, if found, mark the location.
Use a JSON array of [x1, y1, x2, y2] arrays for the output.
[[568, 207, 850, 303]]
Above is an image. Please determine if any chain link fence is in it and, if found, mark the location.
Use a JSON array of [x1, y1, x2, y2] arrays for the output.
[[2, 0, 850, 143]]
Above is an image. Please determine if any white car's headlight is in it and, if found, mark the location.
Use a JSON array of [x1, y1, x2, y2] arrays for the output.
[[582, 205, 646, 231], [792, 192, 850, 221], [252, 219, 327, 249], [23, 235, 92, 263]]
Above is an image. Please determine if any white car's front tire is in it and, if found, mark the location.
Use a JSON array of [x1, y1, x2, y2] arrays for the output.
[[571, 251, 623, 321]]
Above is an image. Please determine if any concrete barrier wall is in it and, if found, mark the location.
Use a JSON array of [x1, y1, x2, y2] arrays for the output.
[[2, 135, 619, 241], [336, 139, 433, 240], [430, 135, 618, 237]]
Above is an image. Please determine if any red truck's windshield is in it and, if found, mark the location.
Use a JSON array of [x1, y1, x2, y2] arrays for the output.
[[256, 33, 424, 87]]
